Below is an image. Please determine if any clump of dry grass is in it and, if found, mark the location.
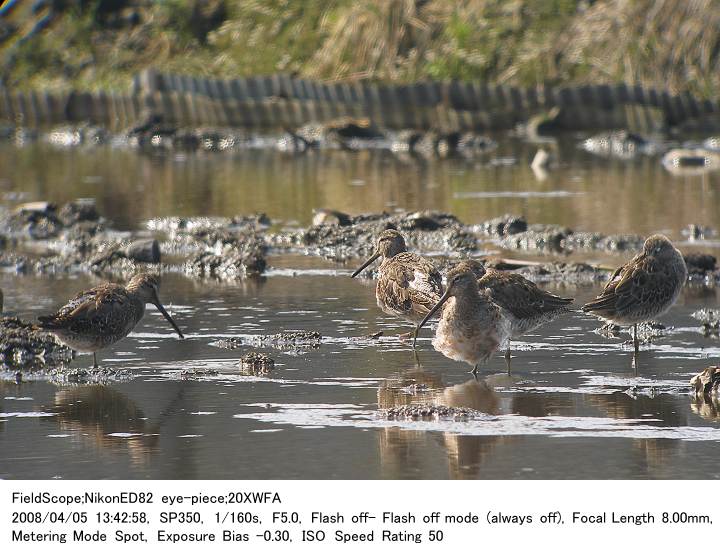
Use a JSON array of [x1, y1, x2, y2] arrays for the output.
[[2, 0, 720, 99], [553, 0, 720, 97]]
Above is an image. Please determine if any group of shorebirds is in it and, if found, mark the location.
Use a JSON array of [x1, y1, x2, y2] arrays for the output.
[[351, 229, 687, 374], [35, 228, 688, 374]]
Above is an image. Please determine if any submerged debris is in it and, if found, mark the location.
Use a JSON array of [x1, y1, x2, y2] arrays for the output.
[[239, 352, 275, 374], [44, 367, 134, 384], [253, 331, 322, 349], [379, 404, 485, 420], [179, 368, 220, 380]]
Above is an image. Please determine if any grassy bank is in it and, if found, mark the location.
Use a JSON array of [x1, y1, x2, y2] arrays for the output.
[[1, 0, 719, 98]]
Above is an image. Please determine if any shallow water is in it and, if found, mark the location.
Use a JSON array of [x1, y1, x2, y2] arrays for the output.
[[1, 133, 720, 480]]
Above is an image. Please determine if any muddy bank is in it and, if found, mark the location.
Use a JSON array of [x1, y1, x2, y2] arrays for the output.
[[0, 317, 71, 367], [0, 202, 269, 281], [3, 199, 719, 289]]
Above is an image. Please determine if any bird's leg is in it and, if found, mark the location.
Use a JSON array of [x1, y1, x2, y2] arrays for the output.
[[93, 352, 98, 369], [504, 343, 511, 360], [470, 364, 478, 377], [505, 355, 512, 375], [633, 324, 639, 354], [411, 326, 420, 350], [412, 349, 421, 367]]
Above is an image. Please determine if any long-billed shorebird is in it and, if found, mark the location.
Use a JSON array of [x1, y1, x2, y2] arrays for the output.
[[460, 260, 573, 359], [415, 263, 511, 375], [352, 229, 443, 340], [582, 234, 687, 354], [39, 273, 184, 367]]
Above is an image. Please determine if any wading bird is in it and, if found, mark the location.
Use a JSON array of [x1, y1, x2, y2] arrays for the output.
[[415, 263, 511, 375], [39, 273, 184, 367], [460, 260, 573, 359], [352, 229, 443, 341], [582, 234, 687, 354]]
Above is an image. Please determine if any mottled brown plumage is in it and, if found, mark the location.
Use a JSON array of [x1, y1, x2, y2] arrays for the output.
[[352, 230, 443, 327], [582, 234, 687, 351], [415, 264, 511, 375], [457, 260, 573, 357], [39, 273, 184, 367]]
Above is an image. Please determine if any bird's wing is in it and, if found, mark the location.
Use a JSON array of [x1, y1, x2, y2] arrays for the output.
[[379, 253, 443, 315], [479, 270, 573, 320], [582, 252, 673, 317], [39, 284, 129, 332]]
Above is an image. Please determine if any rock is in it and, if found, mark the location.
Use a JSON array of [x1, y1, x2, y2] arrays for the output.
[[500, 226, 569, 253], [379, 404, 486, 420], [239, 351, 275, 374], [312, 209, 352, 227], [476, 214, 528, 237], [58, 199, 100, 226], [563, 232, 644, 252], [13, 201, 55, 216], [187, 250, 266, 279], [684, 253, 716, 274], [662, 148, 720, 175], [507, 261, 609, 285], [125, 239, 161, 263], [581, 130, 658, 159], [186, 229, 267, 278]]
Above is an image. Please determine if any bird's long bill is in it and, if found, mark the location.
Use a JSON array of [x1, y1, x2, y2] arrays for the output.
[[416, 288, 453, 333], [351, 251, 381, 278], [154, 300, 184, 339]]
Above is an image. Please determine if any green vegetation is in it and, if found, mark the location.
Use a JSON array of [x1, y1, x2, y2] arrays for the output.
[[1, 0, 719, 98]]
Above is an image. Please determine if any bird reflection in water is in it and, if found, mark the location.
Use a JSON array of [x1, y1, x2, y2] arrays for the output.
[[43, 385, 159, 469], [376, 367, 519, 479]]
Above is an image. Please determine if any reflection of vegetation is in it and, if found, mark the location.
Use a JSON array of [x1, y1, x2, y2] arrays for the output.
[[2, 1, 720, 97], [585, 392, 685, 473]]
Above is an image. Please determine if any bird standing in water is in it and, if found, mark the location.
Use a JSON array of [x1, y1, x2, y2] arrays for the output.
[[415, 263, 511, 375], [39, 273, 184, 367], [582, 234, 687, 354], [352, 229, 443, 341], [460, 260, 573, 359]]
